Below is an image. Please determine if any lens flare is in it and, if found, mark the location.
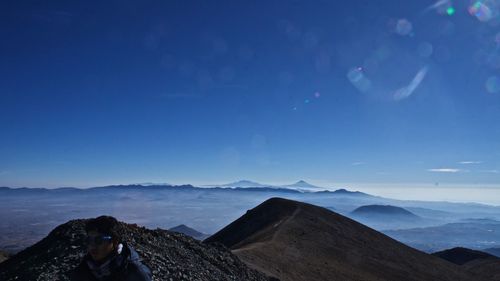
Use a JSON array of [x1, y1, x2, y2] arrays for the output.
[[468, 1, 497, 22], [426, 0, 454, 15], [395, 19, 413, 36], [495, 32, 500, 45], [394, 66, 429, 100], [486, 76, 500, 93], [347, 67, 372, 93], [417, 42, 434, 58]]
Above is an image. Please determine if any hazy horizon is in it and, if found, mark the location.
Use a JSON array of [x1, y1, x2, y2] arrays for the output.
[[3, 180, 500, 206], [1, 0, 499, 201]]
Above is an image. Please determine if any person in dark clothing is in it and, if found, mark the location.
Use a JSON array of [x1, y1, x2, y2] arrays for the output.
[[70, 216, 152, 281]]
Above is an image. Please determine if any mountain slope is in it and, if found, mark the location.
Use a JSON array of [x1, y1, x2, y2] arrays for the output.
[[0, 219, 271, 281], [462, 258, 500, 281], [205, 197, 482, 281]]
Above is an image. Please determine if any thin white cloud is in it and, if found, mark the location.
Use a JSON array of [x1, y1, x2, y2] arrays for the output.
[[351, 162, 365, 166], [459, 161, 482, 164], [479, 170, 499, 173], [427, 168, 464, 173], [425, 0, 451, 12]]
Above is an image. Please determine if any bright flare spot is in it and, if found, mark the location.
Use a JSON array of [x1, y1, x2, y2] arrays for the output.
[[447, 7, 456, 15]]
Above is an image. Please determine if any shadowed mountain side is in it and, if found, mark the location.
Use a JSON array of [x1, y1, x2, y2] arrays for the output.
[[0, 219, 272, 281], [433, 248, 500, 281], [205, 197, 484, 281], [432, 247, 497, 265]]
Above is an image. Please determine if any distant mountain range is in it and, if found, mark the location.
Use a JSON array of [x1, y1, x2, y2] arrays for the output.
[[134, 182, 171, 186], [208, 179, 325, 190], [384, 220, 500, 252], [0, 181, 347, 194]]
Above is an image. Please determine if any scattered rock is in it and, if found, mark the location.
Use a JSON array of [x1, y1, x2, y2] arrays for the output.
[[0, 219, 272, 281]]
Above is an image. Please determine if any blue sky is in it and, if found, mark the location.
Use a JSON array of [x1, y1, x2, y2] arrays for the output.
[[1, 0, 499, 188]]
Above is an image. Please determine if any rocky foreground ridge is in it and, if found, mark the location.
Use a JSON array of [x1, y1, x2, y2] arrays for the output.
[[0, 219, 272, 281]]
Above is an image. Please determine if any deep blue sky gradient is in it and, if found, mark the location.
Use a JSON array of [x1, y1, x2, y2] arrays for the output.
[[1, 0, 499, 187]]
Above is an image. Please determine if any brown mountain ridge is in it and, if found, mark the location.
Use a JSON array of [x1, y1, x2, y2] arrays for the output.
[[205, 197, 492, 281]]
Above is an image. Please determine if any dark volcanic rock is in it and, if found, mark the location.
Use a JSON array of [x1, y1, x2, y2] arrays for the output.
[[0, 219, 272, 281]]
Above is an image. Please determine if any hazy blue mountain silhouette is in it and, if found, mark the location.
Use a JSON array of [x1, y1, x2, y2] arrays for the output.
[[351, 205, 420, 218], [169, 224, 210, 240]]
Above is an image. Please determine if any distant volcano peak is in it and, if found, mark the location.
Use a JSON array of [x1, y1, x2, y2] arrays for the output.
[[283, 180, 322, 189]]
